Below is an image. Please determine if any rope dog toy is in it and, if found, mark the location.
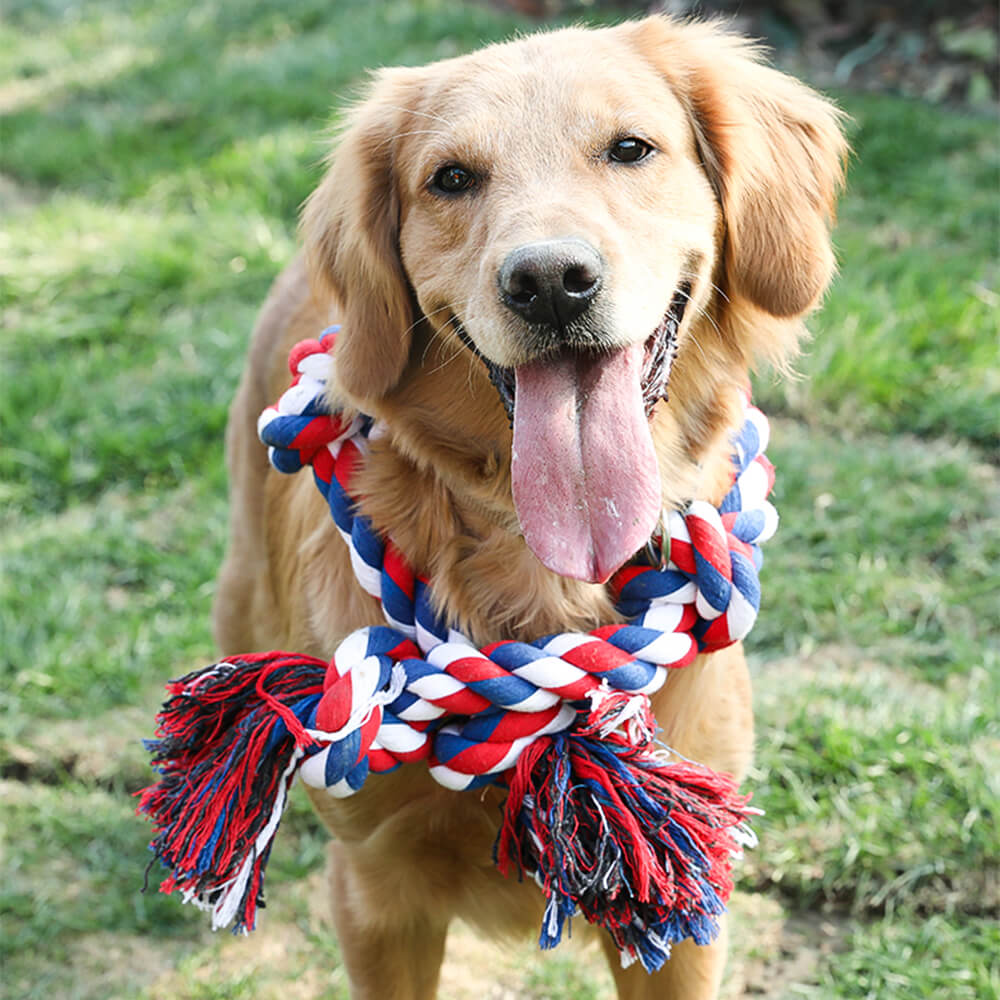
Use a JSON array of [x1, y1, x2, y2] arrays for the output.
[[139, 327, 777, 972]]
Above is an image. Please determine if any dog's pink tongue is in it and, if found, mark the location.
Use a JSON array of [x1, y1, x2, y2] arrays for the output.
[[512, 344, 661, 583]]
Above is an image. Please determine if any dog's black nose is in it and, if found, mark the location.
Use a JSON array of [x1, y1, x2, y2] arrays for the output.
[[498, 239, 603, 327]]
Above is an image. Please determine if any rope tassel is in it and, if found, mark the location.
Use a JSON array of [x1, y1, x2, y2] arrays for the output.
[[138, 653, 329, 933], [496, 722, 754, 973]]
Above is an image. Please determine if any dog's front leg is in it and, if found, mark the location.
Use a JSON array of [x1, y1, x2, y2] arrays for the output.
[[600, 919, 729, 1000], [327, 840, 449, 1000]]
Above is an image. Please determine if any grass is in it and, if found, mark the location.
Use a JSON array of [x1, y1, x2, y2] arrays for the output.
[[1, 1, 997, 998]]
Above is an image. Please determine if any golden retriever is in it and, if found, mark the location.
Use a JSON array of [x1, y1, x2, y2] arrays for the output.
[[213, 15, 845, 999]]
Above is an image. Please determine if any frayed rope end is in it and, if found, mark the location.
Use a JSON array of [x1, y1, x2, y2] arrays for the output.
[[495, 727, 754, 973], [136, 652, 328, 933]]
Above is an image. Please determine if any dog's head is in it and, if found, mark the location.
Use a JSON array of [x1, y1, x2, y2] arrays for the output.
[[302, 17, 846, 584]]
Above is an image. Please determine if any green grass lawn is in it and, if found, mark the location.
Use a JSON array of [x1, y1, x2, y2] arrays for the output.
[[2, 2, 998, 998]]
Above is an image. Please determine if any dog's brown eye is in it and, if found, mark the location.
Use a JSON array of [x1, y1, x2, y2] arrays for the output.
[[432, 164, 476, 194], [608, 137, 653, 164]]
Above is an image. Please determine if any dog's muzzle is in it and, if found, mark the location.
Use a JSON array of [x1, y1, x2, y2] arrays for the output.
[[456, 282, 690, 424]]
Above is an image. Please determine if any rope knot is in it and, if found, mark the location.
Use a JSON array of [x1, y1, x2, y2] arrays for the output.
[[299, 653, 406, 797]]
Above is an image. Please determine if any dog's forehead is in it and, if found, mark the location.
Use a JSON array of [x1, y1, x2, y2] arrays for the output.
[[407, 29, 690, 161]]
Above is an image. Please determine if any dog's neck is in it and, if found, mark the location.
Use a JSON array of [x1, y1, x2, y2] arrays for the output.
[[348, 330, 746, 647]]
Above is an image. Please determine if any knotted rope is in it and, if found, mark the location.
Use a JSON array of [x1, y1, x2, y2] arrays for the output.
[[140, 327, 776, 972]]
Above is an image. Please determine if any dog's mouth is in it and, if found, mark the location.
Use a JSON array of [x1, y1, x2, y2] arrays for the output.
[[452, 285, 690, 584], [456, 283, 690, 424]]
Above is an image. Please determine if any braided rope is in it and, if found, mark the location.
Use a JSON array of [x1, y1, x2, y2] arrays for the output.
[[141, 326, 775, 964], [255, 327, 777, 794]]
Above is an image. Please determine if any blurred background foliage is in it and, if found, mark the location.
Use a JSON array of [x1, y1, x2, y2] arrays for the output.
[[496, 0, 998, 107]]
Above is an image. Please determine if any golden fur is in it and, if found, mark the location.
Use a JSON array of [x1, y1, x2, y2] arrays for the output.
[[214, 16, 846, 999]]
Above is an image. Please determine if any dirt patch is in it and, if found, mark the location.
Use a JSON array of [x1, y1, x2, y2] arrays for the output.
[[67, 932, 191, 1000], [1, 678, 192, 790], [726, 894, 849, 998], [139, 870, 346, 1000]]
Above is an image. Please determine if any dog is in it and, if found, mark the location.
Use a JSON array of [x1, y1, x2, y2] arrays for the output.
[[212, 15, 846, 999]]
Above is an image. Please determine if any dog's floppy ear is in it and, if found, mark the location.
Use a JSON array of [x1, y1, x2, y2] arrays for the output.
[[301, 68, 423, 401], [632, 17, 847, 321]]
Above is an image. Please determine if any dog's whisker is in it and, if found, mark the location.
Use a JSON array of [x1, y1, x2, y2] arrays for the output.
[[673, 282, 725, 341], [403, 304, 455, 343], [708, 280, 731, 305], [424, 340, 469, 379], [693, 303, 723, 339], [425, 308, 497, 394], [418, 306, 474, 369], [685, 329, 710, 365], [391, 129, 449, 141]]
